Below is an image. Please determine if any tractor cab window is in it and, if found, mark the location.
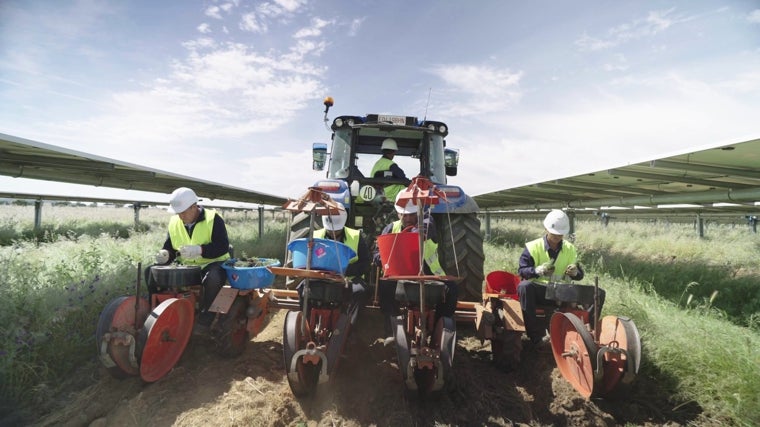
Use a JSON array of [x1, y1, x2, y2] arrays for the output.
[[428, 134, 447, 184], [327, 128, 352, 179]]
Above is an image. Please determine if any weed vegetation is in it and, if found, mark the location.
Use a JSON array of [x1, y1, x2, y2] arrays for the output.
[[0, 207, 758, 426], [485, 218, 760, 426]]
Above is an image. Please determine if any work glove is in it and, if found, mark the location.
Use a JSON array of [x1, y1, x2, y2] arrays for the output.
[[155, 249, 170, 264], [179, 245, 202, 259], [535, 262, 555, 277], [565, 264, 579, 278]]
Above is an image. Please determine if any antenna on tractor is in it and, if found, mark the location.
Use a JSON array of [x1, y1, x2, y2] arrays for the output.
[[323, 96, 334, 131], [423, 88, 432, 121]]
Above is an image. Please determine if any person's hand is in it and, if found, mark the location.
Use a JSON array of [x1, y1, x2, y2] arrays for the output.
[[155, 249, 170, 264], [535, 262, 555, 277], [565, 264, 579, 277], [179, 245, 202, 259]]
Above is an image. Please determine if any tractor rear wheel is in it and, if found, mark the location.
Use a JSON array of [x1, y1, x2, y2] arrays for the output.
[[435, 213, 485, 301]]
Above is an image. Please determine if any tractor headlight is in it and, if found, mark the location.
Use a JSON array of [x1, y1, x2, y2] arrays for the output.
[[334, 118, 344, 128]]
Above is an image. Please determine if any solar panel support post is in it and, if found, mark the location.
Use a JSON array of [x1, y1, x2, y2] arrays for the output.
[[258, 205, 264, 239], [696, 214, 704, 238], [484, 210, 491, 241], [132, 203, 141, 229], [34, 200, 42, 232]]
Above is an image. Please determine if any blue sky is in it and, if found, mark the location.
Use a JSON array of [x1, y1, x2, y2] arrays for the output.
[[1, 1, 759, 206]]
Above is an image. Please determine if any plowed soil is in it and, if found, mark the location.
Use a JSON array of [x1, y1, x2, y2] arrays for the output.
[[26, 309, 700, 427]]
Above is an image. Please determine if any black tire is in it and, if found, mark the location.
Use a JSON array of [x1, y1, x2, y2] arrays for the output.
[[435, 213, 485, 301], [212, 297, 249, 358]]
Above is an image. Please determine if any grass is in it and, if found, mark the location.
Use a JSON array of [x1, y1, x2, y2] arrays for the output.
[[1, 208, 759, 425]]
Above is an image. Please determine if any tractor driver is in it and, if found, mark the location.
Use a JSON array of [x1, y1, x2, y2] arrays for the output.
[[151, 187, 231, 331], [296, 204, 370, 318], [373, 193, 457, 346], [516, 210, 601, 351], [370, 138, 411, 203]]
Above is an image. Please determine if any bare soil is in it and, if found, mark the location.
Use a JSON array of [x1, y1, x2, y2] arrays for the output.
[[23, 309, 702, 427]]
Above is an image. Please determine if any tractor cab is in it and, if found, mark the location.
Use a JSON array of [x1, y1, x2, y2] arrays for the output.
[[311, 114, 463, 235]]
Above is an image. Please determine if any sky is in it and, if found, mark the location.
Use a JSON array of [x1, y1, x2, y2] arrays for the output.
[[1, 0, 760, 207]]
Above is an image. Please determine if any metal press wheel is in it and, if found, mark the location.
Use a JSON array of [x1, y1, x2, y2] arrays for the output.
[[550, 312, 598, 399], [283, 310, 320, 397], [596, 315, 641, 396], [95, 295, 150, 379], [137, 298, 194, 383]]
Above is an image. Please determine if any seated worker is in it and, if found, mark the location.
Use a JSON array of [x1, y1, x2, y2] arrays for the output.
[[151, 187, 231, 329], [374, 193, 457, 345], [370, 138, 411, 202], [297, 204, 370, 319], [516, 210, 603, 350]]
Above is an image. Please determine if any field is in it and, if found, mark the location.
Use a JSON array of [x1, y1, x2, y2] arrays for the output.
[[1, 204, 759, 426]]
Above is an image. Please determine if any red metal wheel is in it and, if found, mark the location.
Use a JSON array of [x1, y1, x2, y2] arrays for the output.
[[596, 315, 641, 395], [137, 298, 194, 383], [550, 312, 598, 399], [96, 296, 150, 378]]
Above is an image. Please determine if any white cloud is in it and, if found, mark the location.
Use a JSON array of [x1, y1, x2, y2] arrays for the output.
[[240, 12, 266, 33], [428, 65, 523, 117], [205, 6, 222, 19], [575, 8, 684, 51], [294, 17, 334, 38], [603, 53, 629, 71], [748, 10, 760, 23], [197, 23, 211, 34], [348, 17, 365, 36], [273, 0, 307, 14]]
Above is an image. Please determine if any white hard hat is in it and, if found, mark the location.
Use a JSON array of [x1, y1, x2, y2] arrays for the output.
[[381, 138, 398, 151], [168, 187, 198, 214], [322, 203, 347, 231], [394, 192, 417, 214], [543, 209, 570, 235]]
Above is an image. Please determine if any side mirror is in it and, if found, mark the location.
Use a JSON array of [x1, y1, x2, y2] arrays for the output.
[[444, 148, 459, 176], [312, 143, 328, 171]]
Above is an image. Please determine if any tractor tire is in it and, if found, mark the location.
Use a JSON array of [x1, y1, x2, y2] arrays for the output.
[[435, 212, 485, 302]]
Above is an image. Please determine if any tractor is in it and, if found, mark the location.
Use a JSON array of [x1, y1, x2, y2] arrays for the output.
[[288, 97, 485, 301]]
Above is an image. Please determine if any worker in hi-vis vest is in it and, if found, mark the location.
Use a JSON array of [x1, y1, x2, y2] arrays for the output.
[[373, 192, 457, 346], [516, 209, 604, 352], [370, 138, 411, 202], [150, 187, 231, 332], [296, 203, 370, 326]]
